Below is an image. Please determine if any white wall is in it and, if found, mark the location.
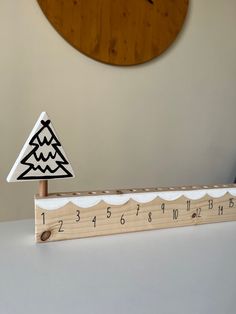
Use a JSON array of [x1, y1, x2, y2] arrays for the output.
[[0, 0, 236, 221]]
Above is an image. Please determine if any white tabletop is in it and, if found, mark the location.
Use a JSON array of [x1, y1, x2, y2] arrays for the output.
[[0, 219, 236, 314]]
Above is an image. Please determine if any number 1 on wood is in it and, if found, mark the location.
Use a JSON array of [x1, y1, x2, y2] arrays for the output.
[[41, 212, 45, 225], [92, 216, 96, 227], [136, 204, 140, 216]]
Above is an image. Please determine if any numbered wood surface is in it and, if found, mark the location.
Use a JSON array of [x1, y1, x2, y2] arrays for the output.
[[37, 0, 189, 65], [35, 191, 236, 242]]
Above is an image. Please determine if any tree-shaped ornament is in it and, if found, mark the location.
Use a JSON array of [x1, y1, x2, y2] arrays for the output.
[[7, 112, 75, 196]]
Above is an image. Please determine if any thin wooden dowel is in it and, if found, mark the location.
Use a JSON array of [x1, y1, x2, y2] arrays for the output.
[[39, 180, 48, 197]]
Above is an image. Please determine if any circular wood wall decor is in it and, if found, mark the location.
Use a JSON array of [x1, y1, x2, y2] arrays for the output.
[[37, 0, 189, 65]]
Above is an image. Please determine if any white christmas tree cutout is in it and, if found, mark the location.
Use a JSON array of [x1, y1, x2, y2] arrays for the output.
[[7, 112, 75, 182]]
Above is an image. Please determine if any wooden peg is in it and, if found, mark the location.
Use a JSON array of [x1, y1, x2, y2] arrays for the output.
[[39, 180, 48, 197]]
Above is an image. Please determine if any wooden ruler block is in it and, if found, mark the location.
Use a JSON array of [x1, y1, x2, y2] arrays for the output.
[[35, 184, 236, 243], [10, 112, 235, 244]]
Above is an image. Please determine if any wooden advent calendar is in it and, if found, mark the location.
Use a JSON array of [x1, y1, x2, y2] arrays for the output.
[[7, 112, 236, 243]]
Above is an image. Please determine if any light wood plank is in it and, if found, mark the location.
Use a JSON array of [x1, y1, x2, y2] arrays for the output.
[[35, 186, 236, 242]]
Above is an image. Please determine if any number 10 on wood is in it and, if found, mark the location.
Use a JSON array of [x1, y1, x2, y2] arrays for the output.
[[6, 112, 236, 243]]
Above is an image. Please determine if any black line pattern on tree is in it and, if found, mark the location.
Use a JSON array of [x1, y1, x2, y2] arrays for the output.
[[17, 119, 73, 180]]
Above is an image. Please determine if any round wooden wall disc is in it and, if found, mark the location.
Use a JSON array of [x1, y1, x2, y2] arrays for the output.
[[37, 0, 189, 65]]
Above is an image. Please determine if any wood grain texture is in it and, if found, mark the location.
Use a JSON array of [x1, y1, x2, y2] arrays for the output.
[[35, 188, 236, 242], [37, 0, 189, 65]]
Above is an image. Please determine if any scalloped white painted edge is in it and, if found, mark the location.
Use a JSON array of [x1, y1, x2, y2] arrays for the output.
[[35, 188, 236, 210]]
